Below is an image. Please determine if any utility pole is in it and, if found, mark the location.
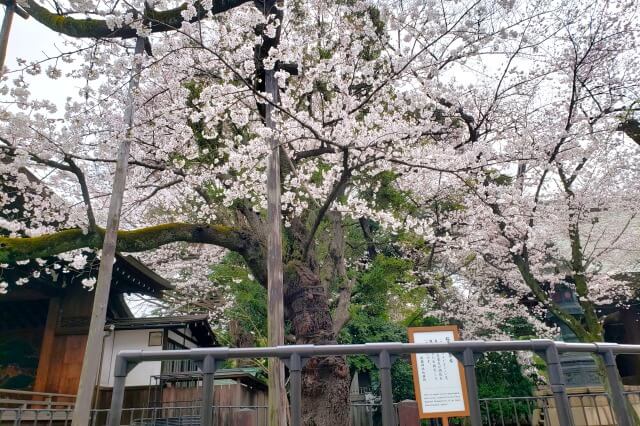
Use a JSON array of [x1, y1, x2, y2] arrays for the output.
[[265, 67, 287, 426], [71, 37, 146, 426], [0, 0, 29, 73]]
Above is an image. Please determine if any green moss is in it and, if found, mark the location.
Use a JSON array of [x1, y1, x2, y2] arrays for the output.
[[29, 2, 113, 38], [210, 224, 234, 235], [0, 223, 244, 263], [318, 47, 333, 60], [0, 228, 99, 263]]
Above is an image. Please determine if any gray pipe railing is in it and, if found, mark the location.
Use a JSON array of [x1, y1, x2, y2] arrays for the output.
[[107, 339, 640, 426]]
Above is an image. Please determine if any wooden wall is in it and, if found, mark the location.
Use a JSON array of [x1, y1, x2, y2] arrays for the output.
[[32, 284, 95, 395], [95, 383, 268, 426], [42, 335, 88, 395]]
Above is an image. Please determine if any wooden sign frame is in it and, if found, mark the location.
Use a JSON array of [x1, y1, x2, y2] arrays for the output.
[[408, 325, 470, 419]]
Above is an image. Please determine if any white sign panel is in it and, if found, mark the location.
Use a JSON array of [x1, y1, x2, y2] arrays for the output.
[[409, 326, 469, 419]]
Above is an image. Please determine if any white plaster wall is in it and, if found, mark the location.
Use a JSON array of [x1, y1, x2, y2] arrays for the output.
[[99, 329, 164, 387]]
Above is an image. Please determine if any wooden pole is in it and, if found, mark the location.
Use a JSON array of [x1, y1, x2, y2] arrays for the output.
[[0, 0, 29, 73], [70, 37, 146, 426], [0, 1, 14, 72], [265, 68, 287, 426]]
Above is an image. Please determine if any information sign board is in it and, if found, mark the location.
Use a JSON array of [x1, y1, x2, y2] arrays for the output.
[[408, 325, 470, 419]]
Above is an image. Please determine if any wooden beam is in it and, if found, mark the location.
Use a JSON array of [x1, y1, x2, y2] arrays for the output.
[[33, 297, 60, 393]]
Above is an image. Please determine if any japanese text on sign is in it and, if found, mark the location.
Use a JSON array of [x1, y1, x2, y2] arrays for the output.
[[409, 326, 469, 418]]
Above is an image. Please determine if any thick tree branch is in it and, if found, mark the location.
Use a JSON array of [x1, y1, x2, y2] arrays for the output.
[[512, 253, 592, 341], [302, 150, 351, 260], [0, 222, 260, 269], [437, 97, 479, 146], [292, 146, 336, 162], [65, 156, 96, 231], [3, 0, 251, 38], [330, 224, 356, 334]]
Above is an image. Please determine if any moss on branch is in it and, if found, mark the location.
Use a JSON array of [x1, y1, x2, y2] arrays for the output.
[[11, 0, 252, 39], [0, 223, 247, 263]]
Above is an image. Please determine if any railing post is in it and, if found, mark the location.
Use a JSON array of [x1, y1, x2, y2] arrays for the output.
[[462, 348, 482, 426], [599, 348, 632, 426], [373, 350, 395, 426], [107, 356, 132, 426], [200, 355, 216, 426], [288, 353, 303, 426], [544, 343, 574, 426]]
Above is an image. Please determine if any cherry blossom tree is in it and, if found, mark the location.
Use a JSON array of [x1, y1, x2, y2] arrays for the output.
[[416, 0, 640, 347]]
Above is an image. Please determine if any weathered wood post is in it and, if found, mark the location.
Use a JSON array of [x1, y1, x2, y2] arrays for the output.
[[0, 0, 29, 72], [265, 66, 287, 426], [71, 37, 147, 426]]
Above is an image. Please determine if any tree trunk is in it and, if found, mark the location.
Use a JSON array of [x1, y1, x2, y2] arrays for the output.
[[285, 260, 351, 426]]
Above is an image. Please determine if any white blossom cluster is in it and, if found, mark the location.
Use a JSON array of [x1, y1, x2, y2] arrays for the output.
[[0, 0, 639, 341]]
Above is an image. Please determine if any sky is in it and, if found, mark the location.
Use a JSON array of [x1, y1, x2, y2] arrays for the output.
[[5, 11, 82, 111]]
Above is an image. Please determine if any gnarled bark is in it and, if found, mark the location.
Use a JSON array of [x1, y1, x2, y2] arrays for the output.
[[285, 260, 351, 426]]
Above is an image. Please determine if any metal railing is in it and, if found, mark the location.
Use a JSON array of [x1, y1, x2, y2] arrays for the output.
[[102, 340, 640, 426], [0, 394, 636, 425], [476, 393, 617, 426], [0, 407, 75, 424]]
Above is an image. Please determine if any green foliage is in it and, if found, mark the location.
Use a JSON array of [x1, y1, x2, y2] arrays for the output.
[[476, 352, 536, 422], [476, 352, 534, 398], [352, 254, 413, 318], [360, 171, 417, 214], [503, 317, 538, 339], [484, 169, 513, 186], [318, 47, 333, 60], [340, 251, 442, 403], [210, 252, 268, 345], [309, 161, 332, 185], [339, 315, 416, 402]]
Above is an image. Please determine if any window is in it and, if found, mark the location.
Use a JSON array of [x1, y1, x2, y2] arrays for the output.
[[148, 331, 163, 346]]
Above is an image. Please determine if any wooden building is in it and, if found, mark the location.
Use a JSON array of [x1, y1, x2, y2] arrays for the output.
[[100, 315, 216, 389], [0, 252, 272, 425], [0, 253, 175, 394]]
